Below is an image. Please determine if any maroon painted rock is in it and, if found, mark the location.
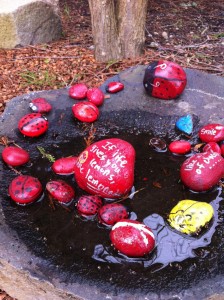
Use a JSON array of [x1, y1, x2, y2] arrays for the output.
[[110, 220, 155, 257], [2, 146, 30, 166], [52, 156, 77, 175], [72, 101, 99, 123], [74, 138, 135, 199], [199, 124, 224, 143], [169, 140, 191, 155], [46, 180, 75, 204], [203, 142, 221, 154], [86, 88, 104, 106], [98, 203, 128, 226], [9, 175, 43, 205], [69, 83, 88, 100], [18, 113, 48, 137], [106, 82, 124, 93], [29, 98, 52, 113], [77, 195, 103, 217], [180, 151, 224, 192], [143, 60, 187, 100]]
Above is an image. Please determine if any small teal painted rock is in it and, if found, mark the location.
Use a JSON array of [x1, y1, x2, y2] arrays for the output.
[[176, 114, 193, 135]]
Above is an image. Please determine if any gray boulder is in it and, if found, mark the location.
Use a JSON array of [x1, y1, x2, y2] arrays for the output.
[[0, 0, 62, 49]]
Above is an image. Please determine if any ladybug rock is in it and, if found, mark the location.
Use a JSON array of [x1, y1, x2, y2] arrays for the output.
[[52, 156, 78, 175], [29, 98, 52, 113], [9, 175, 43, 205], [87, 88, 104, 106], [98, 203, 129, 226], [77, 195, 103, 217], [2, 146, 30, 166], [69, 83, 88, 100], [74, 138, 135, 199], [143, 60, 187, 100], [110, 220, 155, 257], [18, 113, 48, 137], [46, 180, 75, 204], [72, 101, 99, 123], [180, 151, 224, 192], [199, 123, 224, 143]]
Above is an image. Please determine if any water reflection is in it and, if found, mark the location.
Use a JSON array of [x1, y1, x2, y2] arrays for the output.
[[92, 187, 223, 270]]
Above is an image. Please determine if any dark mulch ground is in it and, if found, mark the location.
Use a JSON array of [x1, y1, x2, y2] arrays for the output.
[[0, 0, 223, 299], [0, 0, 223, 116]]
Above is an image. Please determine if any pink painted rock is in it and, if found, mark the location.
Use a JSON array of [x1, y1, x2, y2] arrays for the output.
[[110, 220, 155, 257], [2, 146, 30, 166], [106, 82, 124, 93], [46, 180, 75, 204], [69, 83, 88, 100], [72, 101, 99, 123], [199, 124, 224, 143], [52, 156, 77, 175], [168, 140, 191, 155], [180, 151, 224, 192], [203, 142, 221, 154], [77, 195, 103, 217], [86, 88, 104, 106], [29, 98, 52, 113], [74, 138, 135, 199], [98, 203, 129, 226], [9, 175, 42, 205]]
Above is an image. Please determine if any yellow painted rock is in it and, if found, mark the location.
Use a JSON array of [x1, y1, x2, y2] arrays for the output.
[[168, 200, 214, 235]]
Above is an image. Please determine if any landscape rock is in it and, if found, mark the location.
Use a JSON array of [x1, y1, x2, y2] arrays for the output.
[[0, 0, 62, 49]]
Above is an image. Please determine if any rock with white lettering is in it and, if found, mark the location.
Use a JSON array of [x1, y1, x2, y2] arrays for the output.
[[74, 138, 135, 199], [180, 152, 224, 192], [199, 123, 224, 143]]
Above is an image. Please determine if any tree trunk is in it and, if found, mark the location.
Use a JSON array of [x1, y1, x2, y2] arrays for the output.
[[88, 0, 148, 62]]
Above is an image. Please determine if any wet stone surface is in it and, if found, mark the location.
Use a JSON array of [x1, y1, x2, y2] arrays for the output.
[[0, 65, 224, 300]]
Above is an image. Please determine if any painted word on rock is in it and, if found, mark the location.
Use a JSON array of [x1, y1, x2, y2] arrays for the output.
[[168, 199, 214, 235], [199, 123, 224, 143], [143, 60, 187, 100], [180, 151, 224, 192], [110, 220, 155, 257], [74, 138, 135, 199]]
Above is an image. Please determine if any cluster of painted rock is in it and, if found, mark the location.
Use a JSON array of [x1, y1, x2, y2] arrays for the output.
[[69, 81, 124, 123]]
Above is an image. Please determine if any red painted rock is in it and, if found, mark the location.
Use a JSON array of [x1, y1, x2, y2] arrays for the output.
[[29, 98, 52, 113], [18, 113, 48, 137], [143, 60, 187, 100], [98, 203, 128, 226], [9, 175, 42, 205], [168, 140, 191, 155], [69, 83, 88, 100], [46, 180, 75, 204], [180, 151, 224, 192], [220, 141, 224, 157], [2, 146, 30, 166], [110, 220, 155, 257], [77, 195, 103, 217], [106, 82, 124, 93], [86, 88, 104, 106], [72, 101, 99, 123], [52, 156, 77, 175], [199, 124, 224, 143], [203, 142, 221, 154], [74, 138, 135, 199]]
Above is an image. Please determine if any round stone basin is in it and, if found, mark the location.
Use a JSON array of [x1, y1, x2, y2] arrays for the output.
[[0, 66, 224, 300]]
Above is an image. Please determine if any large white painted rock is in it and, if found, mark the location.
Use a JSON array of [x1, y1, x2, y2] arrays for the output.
[[0, 0, 62, 49]]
